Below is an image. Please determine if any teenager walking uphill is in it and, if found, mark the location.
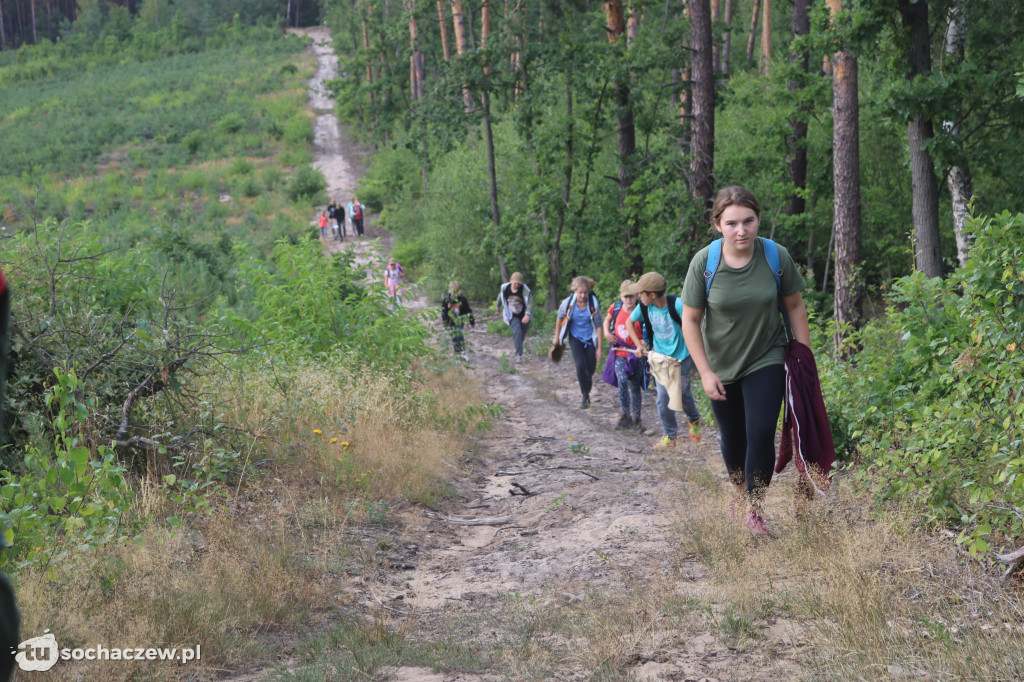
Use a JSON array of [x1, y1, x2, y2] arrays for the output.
[[625, 272, 702, 449], [441, 281, 474, 360], [681, 185, 811, 537], [602, 280, 646, 431], [348, 197, 366, 238], [553, 276, 602, 409], [496, 272, 533, 361]]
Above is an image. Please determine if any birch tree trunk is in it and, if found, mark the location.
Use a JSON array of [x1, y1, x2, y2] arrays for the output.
[[828, 0, 862, 356], [900, 0, 942, 278], [0, 0, 7, 51], [711, 0, 720, 73], [746, 0, 760, 63], [944, 2, 972, 267], [31, 0, 37, 44], [689, 0, 715, 220], [546, 80, 574, 311]]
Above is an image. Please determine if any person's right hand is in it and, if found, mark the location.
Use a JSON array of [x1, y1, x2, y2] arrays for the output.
[[701, 372, 727, 401]]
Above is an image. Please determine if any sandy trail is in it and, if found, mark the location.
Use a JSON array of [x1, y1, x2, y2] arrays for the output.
[[295, 28, 804, 681]]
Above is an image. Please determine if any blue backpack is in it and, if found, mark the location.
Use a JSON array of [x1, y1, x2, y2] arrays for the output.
[[704, 236, 782, 296]]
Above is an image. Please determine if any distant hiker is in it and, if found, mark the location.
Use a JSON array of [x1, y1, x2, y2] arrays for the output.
[[601, 279, 645, 431], [318, 212, 329, 239], [681, 185, 810, 536], [348, 197, 366, 238], [384, 258, 405, 305], [553, 276, 602, 409], [496, 272, 533, 362], [625, 272, 701, 450], [441, 281, 474, 360], [328, 200, 344, 240]]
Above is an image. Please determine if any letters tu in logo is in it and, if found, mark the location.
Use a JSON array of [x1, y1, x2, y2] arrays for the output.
[[15, 629, 59, 672]]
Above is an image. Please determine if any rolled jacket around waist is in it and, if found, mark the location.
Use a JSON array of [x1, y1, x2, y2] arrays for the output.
[[646, 351, 682, 411]]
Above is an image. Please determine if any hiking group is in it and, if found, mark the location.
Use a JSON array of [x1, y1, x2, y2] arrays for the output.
[[318, 196, 366, 241], [457, 186, 821, 536]]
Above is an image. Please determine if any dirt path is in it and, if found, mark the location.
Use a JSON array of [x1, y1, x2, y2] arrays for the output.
[[297, 29, 803, 681]]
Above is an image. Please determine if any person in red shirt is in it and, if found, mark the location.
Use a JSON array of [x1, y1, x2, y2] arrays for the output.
[[602, 279, 646, 431]]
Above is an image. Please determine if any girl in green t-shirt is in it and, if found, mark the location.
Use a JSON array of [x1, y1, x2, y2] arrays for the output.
[[680, 186, 811, 536]]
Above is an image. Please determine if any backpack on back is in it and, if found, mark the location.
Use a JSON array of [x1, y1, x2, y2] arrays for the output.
[[704, 237, 782, 295], [637, 295, 681, 345], [351, 203, 363, 220]]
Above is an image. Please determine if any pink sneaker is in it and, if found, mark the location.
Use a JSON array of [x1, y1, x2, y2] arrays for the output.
[[745, 510, 771, 536]]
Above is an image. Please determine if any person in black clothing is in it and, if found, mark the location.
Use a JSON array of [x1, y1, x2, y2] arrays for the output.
[[441, 281, 474, 359], [329, 200, 345, 240]]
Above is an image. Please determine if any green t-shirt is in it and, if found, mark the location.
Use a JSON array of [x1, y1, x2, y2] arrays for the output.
[[681, 239, 805, 384]]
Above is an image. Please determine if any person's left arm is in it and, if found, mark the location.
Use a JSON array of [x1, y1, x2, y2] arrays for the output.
[[523, 287, 533, 324], [782, 292, 811, 347]]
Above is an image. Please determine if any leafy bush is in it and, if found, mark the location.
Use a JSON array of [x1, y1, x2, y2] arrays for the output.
[[1, 370, 134, 574], [286, 166, 327, 204], [820, 211, 1024, 557]]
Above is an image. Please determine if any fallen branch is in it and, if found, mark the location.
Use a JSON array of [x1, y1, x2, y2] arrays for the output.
[[526, 451, 558, 457], [435, 514, 517, 526], [495, 466, 599, 481], [510, 482, 534, 496], [996, 546, 1024, 565]]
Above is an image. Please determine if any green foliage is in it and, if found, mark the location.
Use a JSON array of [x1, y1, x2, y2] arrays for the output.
[[286, 166, 327, 204], [820, 211, 1024, 557], [1, 369, 134, 574]]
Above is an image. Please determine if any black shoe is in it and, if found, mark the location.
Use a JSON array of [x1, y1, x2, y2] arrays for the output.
[[614, 413, 631, 430], [631, 417, 643, 433], [579, 397, 590, 409]]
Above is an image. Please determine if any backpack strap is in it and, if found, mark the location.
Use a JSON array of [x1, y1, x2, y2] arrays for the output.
[[665, 295, 682, 327], [760, 237, 783, 293], [639, 302, 653, 345], [703, 238, 723, 296], [610, 301, 623, 344]]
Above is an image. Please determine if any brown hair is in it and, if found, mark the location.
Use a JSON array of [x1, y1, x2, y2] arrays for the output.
[[710, 185, 761, 227]]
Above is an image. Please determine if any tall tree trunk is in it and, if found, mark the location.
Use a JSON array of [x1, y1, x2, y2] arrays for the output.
[[689, 0, 715, 222], [944, 2, 971, 267], [30, 0, 37, 44], [478, 1, 507, 280], [0, 0, 7, 51], [746, 0, 760, 63], [828, 0, 862, 356], [362, 8, 376, 112], [547, 79, 575, 311], [407, 2, 424, 101], [711, 0, 720, 73], [437, 0, 450, 61], [604, 0, 642, 274], [900, 0, 942, 278], [785, 0, 810, 220], [450, 0, 474, 111], [760, 0, 771, 73], [722, 0, 733, 75]]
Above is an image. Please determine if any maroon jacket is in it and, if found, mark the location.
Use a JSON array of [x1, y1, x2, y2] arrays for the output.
[[776, 340, 836, 493]]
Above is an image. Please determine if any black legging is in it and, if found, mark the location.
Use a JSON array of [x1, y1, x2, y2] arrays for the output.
[[710, 364, 785, 501], [568, 334, 597, 399]]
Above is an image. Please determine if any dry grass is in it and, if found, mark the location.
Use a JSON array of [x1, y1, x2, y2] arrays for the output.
[[664, 456, 1024, 680], [14, 510, 334, 680], [10, 361, 482, 679]]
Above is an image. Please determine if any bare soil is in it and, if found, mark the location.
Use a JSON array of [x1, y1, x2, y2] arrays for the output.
[[289, 28, 807, 681]]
